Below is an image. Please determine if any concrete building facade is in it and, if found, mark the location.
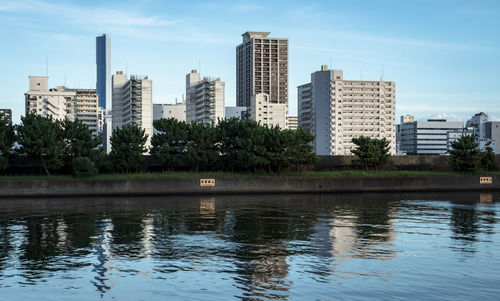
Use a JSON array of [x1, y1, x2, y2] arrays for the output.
[[287, 115, 298, 130], [0, 109, 12, 124], [248, 93, 287, 129], [186, 70, 225, 125], [25, 76, 103, 136], [236, 32, 288, 107], [225, 106, 248, 120], [399, 119, 463, 155], [111, 72, 153, 149], [153, 103, 186, 122], [298, 66, 396, 155], [485, 121, 500, 154]]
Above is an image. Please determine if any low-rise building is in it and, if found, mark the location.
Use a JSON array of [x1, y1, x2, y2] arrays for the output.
[[249, 93, 287, 129], [153, 103, 186, 122], [485, 121, 500, 153]]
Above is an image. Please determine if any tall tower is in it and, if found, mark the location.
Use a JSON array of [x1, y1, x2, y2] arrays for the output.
[[96, 34, 111, 109], [236, 32, 288, 108]]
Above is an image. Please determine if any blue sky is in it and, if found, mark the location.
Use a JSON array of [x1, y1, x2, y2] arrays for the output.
[[1, 0, 500, 125]]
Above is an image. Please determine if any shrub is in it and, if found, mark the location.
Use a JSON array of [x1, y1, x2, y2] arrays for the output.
[[71, 157, 98, 178]]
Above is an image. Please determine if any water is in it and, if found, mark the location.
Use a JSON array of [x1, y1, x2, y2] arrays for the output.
[[0, 192, 499, 300]]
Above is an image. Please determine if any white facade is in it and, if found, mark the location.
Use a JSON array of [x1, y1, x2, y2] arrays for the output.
[[287, 115, 298, 130], [153, 103, 186, 121], [25, 76, 103, 136], [225, 106, 248, 120], [111, 72, 153, 150], [186, 70, 225, 125], [298, 66, 396, 155], [400, 119, 463, 155], [249, 93, 287, 129]]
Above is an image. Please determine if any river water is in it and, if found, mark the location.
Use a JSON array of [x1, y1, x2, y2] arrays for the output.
[[0, 192, 499, 300]]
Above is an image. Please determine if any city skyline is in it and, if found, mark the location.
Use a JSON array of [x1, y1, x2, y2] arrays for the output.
[[1, 0, 500, 124]]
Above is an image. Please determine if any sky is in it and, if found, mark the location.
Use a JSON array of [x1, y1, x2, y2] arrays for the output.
[[1, 0, 500, 125]]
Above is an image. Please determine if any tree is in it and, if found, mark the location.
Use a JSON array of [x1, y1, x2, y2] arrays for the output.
[[185, 122, 220, 171], [16, 114, 66, 175], [61, 119, 100, 160], [151, 118, 189, 170], [480, 141, 497, 171], [286, 128, 316, 172], [0, 112, 15, 171], [109, 125, 148, 173], [448, 135, 481, 173], [351, 136, 390, 171]]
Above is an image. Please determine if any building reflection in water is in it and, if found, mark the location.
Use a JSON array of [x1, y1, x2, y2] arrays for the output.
[[91, 218, 114, 296]]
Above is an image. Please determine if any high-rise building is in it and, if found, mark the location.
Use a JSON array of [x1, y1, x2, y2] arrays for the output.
[[24, 76, 103, 136], [287, 115, 298, 130], [248, 93, 287, 129], [236, 32, 288, 108], [185, 70, 225, 124], [0, 109, 12, 124], [96, 34, 111, 110], [112, 71, 153, 149], [298, 65, 396, 155]]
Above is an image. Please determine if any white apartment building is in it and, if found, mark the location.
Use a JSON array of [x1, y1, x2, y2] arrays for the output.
[[236, 32, 288, 107], [25, 76, 103, 136], [248, 93, 287, 129], [153, 103, 186, 122], [298, 66, 396, 155], [287, 115, 298, 130], [186, 70, 225, 124], [112, 71, 153, 149]]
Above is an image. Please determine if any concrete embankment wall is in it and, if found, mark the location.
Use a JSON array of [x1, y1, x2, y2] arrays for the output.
[[0, 176, 499, 198]]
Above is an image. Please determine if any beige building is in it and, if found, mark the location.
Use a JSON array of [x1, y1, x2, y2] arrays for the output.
[[287, 115, 298, 130], [236, 32, 288, 107], [186, 70, 225, 124], [248, 93, 287, 129], [25, 76, 103, 136], [112, 72, 153, 149], [153, 103, 186, 122], [298, 66, 396, 155], [401, 115, 414, 123]]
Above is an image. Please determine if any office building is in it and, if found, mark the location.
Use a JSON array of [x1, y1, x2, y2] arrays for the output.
[[112, 71, 153, 149], [0, 109, 12, 124], [287, 115, 298, 130], [236, 31, 288, 107], [153, 103, 186, 122], [186, 70, 225, 124], [248, 93, 287, 129], [399, 119, 463, 155], [96, 34, 111, 110], [485, 121, 500, 153], [225, 106, 248, 120], [25, 76, 103, 136], [466, 112, 488, 138], [298, 65, 396, 155]]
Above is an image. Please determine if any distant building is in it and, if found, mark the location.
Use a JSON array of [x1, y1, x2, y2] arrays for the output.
[[25, 76, 103, 136], [96, 34, 111, 110], [401, 115, 414, 123], [485, 121, 500, 153], [225, 106, 248, 120], [112, 71, 153, 150], [399, 119, 463, 155], [396, 115, 415, 155], [0, 109, 12, 124], [298, 65, 396, 155], [248, 93, 287, 129], [236, 31, 288, 108], [186, 70, 225, 124], [466, 112, 488, 138], [287, 115, 298, 130], [153, 103, 186, 121]]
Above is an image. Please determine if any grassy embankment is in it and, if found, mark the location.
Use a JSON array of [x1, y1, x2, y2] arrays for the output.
[[1, 170, 500, 180]]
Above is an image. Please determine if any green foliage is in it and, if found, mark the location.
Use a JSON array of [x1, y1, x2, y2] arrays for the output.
[[351, 136, 390, 171], [71, 157, 98, 178], [61, 119, 100, 160], [449, 135, 481, 173], [109, 125, 148, 173], [185, 122, 220, 171], [16, 113, 66, 175], [0, 112, 15, 170], [480, 142, 497, 171], [286, 128, 317, 172], [151, 118, 189, 170]]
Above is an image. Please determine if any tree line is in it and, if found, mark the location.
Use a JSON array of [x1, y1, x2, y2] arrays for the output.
[[0, 113, 316, 176]]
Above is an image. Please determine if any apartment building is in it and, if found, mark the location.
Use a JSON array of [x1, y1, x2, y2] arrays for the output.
[[248, 93, 287, 129], [298, 66, 396, 155], [186, 70, 225, 124], [25, 76, 103, 136], [225, 106, 248, 120], [112, 71, 153, 148], [0, 109, 12, 124], [287, 115, 298, 130], [236, 31, 288, 107]]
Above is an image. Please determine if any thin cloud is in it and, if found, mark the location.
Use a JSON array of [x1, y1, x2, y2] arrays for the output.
[[232, 4, 262, 12]]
